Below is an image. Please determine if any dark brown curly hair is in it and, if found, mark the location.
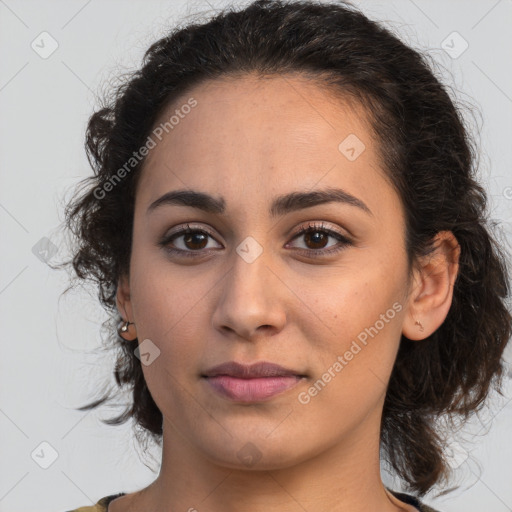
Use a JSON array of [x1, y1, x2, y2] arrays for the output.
[[57, 0, 512, 497]]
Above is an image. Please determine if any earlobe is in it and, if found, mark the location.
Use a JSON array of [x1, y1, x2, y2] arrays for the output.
[[402, 231, 461, 341]]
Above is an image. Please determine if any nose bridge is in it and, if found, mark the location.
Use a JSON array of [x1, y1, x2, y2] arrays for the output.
[[227, 219, 275, 292], [212, 239, 287, 339], [232, 240, 272, 296]]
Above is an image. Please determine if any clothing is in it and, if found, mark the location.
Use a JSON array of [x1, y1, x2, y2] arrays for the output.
[[64, 493, 124, 512], [391, 490, 440, 512], [65, 490, 441, 512]]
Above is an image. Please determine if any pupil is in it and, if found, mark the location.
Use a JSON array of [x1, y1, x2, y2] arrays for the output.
[[307, 231, 326, 249], [185, 233, 207, 249]]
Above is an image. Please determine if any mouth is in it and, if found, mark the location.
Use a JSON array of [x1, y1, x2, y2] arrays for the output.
[[201, 361, 307, 403]]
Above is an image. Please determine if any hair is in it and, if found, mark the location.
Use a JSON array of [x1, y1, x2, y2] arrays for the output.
[[58, 0, 512, 497]]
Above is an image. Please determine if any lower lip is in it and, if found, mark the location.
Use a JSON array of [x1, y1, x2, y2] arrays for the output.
[[204, 375, 303, 402]]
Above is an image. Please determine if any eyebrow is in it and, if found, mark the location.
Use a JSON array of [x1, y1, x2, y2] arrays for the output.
[[146, 187, 373, 218]]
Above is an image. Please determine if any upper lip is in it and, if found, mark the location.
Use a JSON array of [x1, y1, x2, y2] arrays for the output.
[[202, 361, 305, 379]]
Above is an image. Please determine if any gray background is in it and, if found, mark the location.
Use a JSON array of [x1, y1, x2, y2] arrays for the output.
[[1, 1, 511, 511]]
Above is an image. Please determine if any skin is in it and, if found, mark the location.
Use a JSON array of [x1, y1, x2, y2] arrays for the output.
[[112, 73, 460, 512]]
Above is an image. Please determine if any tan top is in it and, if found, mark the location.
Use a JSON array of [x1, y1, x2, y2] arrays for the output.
[[65, 490, 441, 512]]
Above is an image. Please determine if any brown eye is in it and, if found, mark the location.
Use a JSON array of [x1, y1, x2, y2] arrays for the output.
[[302, 230, 329, 250], [181, 231, 209, 250], [159, 224, 221, 258], [159, 221, 352, 260], [287, 222, 352, 258]]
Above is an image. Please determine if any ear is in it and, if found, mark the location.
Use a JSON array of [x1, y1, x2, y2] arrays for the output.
[[402, 231, 461, 341], [116, 273, 133, 319], [116, 273, 137, 341]]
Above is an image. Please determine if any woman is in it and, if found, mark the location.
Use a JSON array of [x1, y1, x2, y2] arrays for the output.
[[60, 0, 512, 511]]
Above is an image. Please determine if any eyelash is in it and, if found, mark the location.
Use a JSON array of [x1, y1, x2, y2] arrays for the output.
[[158, 222, 352, 259]]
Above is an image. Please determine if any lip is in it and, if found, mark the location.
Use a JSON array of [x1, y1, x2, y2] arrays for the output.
[[202, 361, 305, 379], [201, 361, 306, 403]]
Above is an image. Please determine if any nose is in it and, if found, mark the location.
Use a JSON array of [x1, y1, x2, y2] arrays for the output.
[[211, 250, 287, 342]]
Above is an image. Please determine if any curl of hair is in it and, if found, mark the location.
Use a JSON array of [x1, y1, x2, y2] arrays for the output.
[[58, 0, 512, 495]]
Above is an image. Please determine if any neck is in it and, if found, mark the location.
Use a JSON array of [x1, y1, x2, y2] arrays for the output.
[[130, 410, 413, 512]]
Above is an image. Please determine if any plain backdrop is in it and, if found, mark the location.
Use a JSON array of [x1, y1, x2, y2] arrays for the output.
[[0, 1, 511, 511]]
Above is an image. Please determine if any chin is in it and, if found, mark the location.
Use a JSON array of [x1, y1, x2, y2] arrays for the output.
[[195, 433, 315, 471]]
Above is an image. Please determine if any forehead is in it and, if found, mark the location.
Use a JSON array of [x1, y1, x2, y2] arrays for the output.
[[136, 73, 396, 220]]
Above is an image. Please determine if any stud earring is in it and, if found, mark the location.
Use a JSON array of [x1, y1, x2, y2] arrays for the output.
[[118, 320, 136, 340], [414, 320, 424, 332]]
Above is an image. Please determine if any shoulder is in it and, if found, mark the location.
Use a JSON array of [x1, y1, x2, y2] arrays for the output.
[[68, 491, 442, 512], [64, 493, 126, 512], [418, 502, 441, 512]]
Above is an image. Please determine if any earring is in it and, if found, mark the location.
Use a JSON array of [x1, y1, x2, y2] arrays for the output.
[[414, 320, 424, 332], [118, 320, 136, 340]]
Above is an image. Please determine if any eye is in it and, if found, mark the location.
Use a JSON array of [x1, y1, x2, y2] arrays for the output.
[[159, 224, 221, 258], [286, 221, 352, 258], [158, 221, 352, 259]]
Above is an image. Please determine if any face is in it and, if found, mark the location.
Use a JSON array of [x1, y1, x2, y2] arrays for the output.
[[117, 73, 414, 469]]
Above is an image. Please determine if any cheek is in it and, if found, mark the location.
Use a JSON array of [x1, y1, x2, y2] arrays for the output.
[[128, 247, 208, 366], [130, 238, 207, 327], [299, 289, 405, 423], [297, 262, 404, 341], [298, 263, 407, 393]]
